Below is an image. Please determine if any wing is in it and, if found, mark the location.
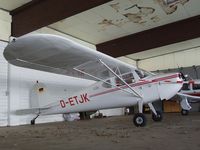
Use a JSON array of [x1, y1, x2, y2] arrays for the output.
[[4, 34, 136, 80]]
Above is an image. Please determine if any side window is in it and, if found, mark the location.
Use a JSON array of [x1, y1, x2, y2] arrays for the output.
[[193, 84, 200, 90], [102, 79, 112, 88], [182, 83, 190, 90], [115, 73, 134, 86], [135, 69, 151, 78], [135, 70, 145, 78]]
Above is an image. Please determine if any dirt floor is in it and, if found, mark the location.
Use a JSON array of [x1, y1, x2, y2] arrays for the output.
[[0, 113, 199, 150]]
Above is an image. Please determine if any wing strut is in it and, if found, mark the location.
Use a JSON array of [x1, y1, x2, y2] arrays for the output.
[[99, 59, 142, 98]]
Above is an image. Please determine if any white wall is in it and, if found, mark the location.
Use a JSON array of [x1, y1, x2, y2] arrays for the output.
[[99, 108, 125, 117], [0, 9, 11, 41], [117, 56, 136, 66], [0, 42, 8, 126], [0, 10, 10, 126], [138, 46, 200, 71]]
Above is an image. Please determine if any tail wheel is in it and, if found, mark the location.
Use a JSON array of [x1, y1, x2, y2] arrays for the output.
[[152, 111, 163, 122], [31, 120, 35, 125], [181, 109, 189, 116], [133, 113, 146, 127]]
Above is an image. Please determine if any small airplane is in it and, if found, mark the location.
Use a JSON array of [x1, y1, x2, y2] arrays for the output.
[[177, 80, 200, 115], [3, 34, 183, 127]]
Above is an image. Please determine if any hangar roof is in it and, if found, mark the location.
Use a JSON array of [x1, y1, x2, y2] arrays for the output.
[[0, 0, 200, 61], [0, 0, 31, 11], [49, 0, 199, 45]]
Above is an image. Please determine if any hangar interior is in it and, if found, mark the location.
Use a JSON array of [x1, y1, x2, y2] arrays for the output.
[[0, 0, 200, 126]]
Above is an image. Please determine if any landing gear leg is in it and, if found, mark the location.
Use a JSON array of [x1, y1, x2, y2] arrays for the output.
[[133, 101, 147, 127], [148, 103, 163, 122], [31, 114, 39, 125]]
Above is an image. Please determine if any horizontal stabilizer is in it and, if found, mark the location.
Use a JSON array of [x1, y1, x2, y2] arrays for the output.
[[14, 107, 49, 115]]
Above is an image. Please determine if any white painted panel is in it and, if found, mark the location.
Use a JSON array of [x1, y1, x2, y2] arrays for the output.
[[194, 48, 200, 65], [163, 54, 175, 69], [0, 10, 11, 41], [99, 108, 125, 117], [117, 56, 136, 66], [76, 10, 104, 24], [0, 9, 11, 22], [139, 47, 200, 71], [0, 20, 11, 41], [139, 56, 164, 71], [127, 37, 200, 60], [174, 51, 186, 68], [173, 47, 200, 68], [184, 0, 200, 17], [0, 41, 8, 126], [182, 49, 196, 66], [0, 0, 32, 11]]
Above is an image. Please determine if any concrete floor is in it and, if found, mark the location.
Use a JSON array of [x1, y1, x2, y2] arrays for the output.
[[0, 113, 199, 150]]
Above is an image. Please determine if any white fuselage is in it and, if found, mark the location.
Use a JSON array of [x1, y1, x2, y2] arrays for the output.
[[40, 73, 183, 115]]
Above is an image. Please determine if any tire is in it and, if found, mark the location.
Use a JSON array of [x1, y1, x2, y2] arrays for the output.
[[133, 113, 147, 127], [181, 109, 189, 116], [152, 111, 163, 122]]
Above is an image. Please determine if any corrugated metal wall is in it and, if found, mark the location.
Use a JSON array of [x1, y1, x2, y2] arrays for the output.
[[138, 46, 200, 71]]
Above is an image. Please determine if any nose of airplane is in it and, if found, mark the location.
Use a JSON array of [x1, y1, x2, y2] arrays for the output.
[[155, 73, 183, 100]]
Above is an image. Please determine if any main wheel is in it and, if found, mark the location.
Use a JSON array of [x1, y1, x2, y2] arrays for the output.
[[133, 113, 146, 127], [181, 109, 189, 116], [152, 111, 163, 122]]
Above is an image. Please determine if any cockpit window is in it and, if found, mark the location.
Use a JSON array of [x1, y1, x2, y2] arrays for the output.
[[182, 83, 190, 90]]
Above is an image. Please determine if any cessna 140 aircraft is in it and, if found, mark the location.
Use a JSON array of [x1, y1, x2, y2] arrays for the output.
[[3, 34, 183, 127]]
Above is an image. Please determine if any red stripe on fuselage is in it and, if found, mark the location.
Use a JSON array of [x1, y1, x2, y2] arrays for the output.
[[90, 74, 179, 98]]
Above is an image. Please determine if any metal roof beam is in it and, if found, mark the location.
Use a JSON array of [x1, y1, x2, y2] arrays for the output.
[[11, 0, 112, 37], [96, 15, 200, 57]]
